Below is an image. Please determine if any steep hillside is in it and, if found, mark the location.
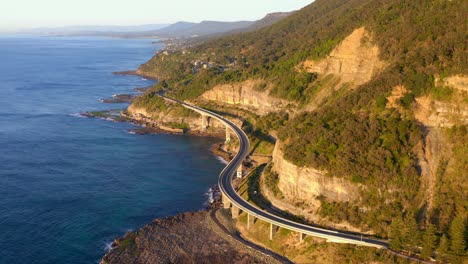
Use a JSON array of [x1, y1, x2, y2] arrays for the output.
[[243, 12, 292, 32], [130, 0, 467, 261]]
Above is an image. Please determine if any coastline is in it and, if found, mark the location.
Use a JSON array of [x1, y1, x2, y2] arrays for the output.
[[100, 208, 286, 264], [96, 69, 286, 263], [112, 70, 159, 81]]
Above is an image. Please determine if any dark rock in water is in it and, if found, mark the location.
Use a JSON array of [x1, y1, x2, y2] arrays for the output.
[[112, 70, 138, 76], [112, 70, 157, 80], [128, 127, 166, 135], [100, 94, 136, 103], [80, 110, 130, 122]]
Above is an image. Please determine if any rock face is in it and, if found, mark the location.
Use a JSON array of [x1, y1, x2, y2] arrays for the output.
[[414, 97, 468, 127], [413, 75, 468, 214], [127, 104, 225, 132], [272, 142, 358, 203], [302, 27, 386, 88], [259, 142, 363, 232], [201, 79, 290, 115], [414, 75, 468, 128], [439, 75, 468, 92]]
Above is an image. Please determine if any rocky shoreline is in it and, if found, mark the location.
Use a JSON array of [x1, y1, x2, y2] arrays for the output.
[[87, 72, 285, 263], [100, 188, 286, 264], [100, 208, 284, 264], [112, 70, 158, 81], [99, 94, 137, 103]]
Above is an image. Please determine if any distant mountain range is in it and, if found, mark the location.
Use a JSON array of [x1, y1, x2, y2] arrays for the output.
[[124, 20, 254, 38], [9, 24, 169, 36], [7, 12, 293, 39]]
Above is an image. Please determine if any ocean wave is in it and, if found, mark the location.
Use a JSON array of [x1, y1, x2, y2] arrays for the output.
[[140, 77, 147, 81], [69, 113, 86, 118], [214, 155, 228, 165], [204, 187, 214, 206], [127, 130, 136, 135], [104, 241, 114, 251]]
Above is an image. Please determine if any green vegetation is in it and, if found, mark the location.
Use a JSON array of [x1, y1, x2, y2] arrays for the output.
[[237, 208, 417, 263], [262, 164, 283, 198], [132, 92, 197, 118], [421, 223, 437, 259], [163, 122, 189, 130], [278, 110, 421, 178], [130, 0, 467, 260], [87, 111, 111, 118], [389, 212, 467, 262], [255, 112, 289, 133], [278, 109, 422, 234], [432, 126, 467, 229], [132, 92, 168, 112], [431, 85, 455, 101], [115, 232, 137, 255], [139, 0, 465, 103]]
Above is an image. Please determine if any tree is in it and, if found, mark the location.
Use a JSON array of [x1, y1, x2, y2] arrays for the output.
[[389, 216, 405, 250], [450, 214, 467, 255], [421, 223, 437, 259], [404, 213, 421, 250], [436, 235, 449, 262]]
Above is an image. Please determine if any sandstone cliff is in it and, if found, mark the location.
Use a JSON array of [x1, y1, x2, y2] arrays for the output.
[[413, 75, 467, 216], [301, 27, 386, 110], [127, 102, 225, 132], [302, 27, 386, 87], [259, 142, 363, 232], [271, 142, 358, 203], [414, 75, 468, 128], [201, 79, 291, 115]]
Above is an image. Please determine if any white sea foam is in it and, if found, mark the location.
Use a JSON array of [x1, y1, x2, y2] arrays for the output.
[[104, 241, 114, 251], [69, 113, 86, 118], [214, 155, 228, 165], [205, 187, 214, 205], [140, 77, 147, 81], [127, 130, 136, 135]]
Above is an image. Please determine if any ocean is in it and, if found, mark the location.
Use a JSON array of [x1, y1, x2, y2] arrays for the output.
[[0, 36, 225, 263]]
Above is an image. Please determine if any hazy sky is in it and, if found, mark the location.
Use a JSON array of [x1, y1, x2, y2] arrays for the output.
[[1, 0, 313, 30]]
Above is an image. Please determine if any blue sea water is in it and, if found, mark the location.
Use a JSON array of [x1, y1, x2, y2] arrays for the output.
[[0, 36, 225, 264]]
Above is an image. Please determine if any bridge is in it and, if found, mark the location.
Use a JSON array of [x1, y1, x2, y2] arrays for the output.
[[159, 94, 389, 249]]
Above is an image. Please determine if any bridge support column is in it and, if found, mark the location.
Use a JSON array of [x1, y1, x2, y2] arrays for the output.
[[225, 126, 231, 143], [222, 194, 231, 209], [299, 232, 306, 243], [236, 165, 243, 178], [231, 205, 240, 219], [201, 114, 209, 130], [269, 223, 278, 240], [247, 213, 255, 229]]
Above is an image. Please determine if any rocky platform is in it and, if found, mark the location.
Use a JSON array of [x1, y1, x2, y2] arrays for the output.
[[101, 209, 284, 264]]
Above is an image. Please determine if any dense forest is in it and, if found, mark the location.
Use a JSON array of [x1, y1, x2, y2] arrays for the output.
[[133, 0, 467, 261]]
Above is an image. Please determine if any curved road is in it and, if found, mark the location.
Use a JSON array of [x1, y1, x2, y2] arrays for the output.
[[160, 94, 389, 249]]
